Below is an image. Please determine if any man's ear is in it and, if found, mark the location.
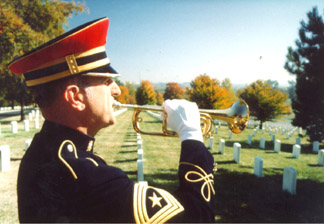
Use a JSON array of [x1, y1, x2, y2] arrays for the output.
[[64, 85, 86, 111]]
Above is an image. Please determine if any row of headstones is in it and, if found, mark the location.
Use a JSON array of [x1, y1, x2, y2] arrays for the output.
[[136, 133, 147, 185], [0, 109, 130, 172], [0, 106, 34, 111], [215, 136, 324, 163], [214, 140, 324, 195], [1, 110, 43, 134], [247, 134, 321, 154], [250, 126, 299, 139], [8, 119, 41, 134]]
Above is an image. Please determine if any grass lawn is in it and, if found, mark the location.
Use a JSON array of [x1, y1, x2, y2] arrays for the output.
[[0, 109, 323, 223]]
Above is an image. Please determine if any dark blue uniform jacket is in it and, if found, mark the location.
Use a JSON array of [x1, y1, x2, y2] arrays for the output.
[[17, 121, 215, 223]]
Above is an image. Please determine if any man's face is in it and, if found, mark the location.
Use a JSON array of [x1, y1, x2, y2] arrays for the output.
[[82, 77, 121, 134]]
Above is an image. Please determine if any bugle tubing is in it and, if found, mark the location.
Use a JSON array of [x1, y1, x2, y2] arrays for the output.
[[114, 100, 249, 138]]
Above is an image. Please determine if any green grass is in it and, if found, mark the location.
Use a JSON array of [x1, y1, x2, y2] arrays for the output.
[[0, 110, 324, 223]]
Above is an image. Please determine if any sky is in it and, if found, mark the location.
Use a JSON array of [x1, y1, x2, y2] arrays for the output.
[[67, 0, 324, 87]]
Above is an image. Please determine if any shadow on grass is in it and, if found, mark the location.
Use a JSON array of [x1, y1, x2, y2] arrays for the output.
[[113, 158, 137, 163], [143, 169, 179, 191], [214, 169, 324, 223], [118, 149, 137, 154], [123, 164, 324, 223], [225, 139, 319, 155]]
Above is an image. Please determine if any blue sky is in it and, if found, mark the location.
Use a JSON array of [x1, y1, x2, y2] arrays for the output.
[[67, 0, 324, 87]]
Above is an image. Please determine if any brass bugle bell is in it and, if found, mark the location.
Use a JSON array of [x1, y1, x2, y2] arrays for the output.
[[113, 99, 249, 138]]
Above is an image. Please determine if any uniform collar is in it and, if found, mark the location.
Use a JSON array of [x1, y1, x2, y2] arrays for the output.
[[41, 120, 95, 153]]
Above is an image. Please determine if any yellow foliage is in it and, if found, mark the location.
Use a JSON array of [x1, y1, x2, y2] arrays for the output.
[[185, 74, 232, 109]]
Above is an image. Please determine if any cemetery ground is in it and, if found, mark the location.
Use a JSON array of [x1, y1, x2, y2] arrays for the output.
[[0, 110, 324, 223]]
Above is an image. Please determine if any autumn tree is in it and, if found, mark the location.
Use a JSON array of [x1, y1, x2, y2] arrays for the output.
[[156, 92, 164, 105], [221, 78, 237, 103], [185, 74, 231, 109], [284, 7, 324, 142], [163, 82, 184, 100], [136, 80, 157, 105], [238, 80, 290, 128], [115, 86, 129, 104], [0, 0, 86, 120]]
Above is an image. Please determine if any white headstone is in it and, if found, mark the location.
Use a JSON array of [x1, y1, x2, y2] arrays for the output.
[[252, 129, 257, 137], [29, 113, 33, 121], [247, 135, 252, 145], [34, 119, 39, 129], [292, 145, 301, 159], [137, 140, 142, 150], [11, 121, 18, 134], [271, 134, 275, 142], [282, 167, 297, 195], [219, 139, 225, 154], [23, 120, 29, 132], [214, 127, 218, 134], [138, 149, 143, 160], [136, 133, 141, 141], [274, 139, 281, 153], [233, 143, 241, 163], [318, 150, 324, 166], [208, 136, 213, 150], [259, 137, 265, 149], [228, 131, 232, 139], [25, 139, 32, 151], [313, 141, 319, 153], [137, 159, 144, 182], [254, 157, 263, 177], [295, 137, 301, 145], [0, 145, 10, 172]]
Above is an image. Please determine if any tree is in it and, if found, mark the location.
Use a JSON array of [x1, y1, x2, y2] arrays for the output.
[[135, 80, 157, 105], [221, 78, 237, 103], [163, 82, 184, 100], [238, 80, 290, 129], [156, 92, 164, 105], [0, 0, 86, 120], [284, 7, 324, 142], [185, 74, 232, 109]]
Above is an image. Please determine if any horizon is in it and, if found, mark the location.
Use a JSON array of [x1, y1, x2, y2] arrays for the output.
[[67, 0, 324, 88]]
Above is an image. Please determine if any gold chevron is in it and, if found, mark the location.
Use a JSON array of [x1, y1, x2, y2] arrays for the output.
[[133, 183, 184, 224]]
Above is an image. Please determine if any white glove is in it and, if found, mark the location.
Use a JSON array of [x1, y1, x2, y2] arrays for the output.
[[162, 99, 203, 142]]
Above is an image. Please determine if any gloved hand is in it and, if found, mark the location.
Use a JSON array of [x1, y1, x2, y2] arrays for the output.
[[162, 99, 203, 142]]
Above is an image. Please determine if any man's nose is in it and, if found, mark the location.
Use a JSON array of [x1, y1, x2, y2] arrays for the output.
[[111, 81, 121, 97]]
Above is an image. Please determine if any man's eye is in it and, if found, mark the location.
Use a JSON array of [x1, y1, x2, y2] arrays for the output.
[[105, 78, 113, 85]]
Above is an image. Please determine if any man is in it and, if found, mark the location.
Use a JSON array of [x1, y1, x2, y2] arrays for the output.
[[8, 17, 216, 223]]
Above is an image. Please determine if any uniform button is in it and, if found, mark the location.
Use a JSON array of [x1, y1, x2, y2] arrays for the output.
[[67, 144, 73, 152]]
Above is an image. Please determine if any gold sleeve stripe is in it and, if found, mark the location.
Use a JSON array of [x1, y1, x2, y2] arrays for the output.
[[58, 140, 78, 179], [133, 183, 184, 224], [85, 157, 99, 167], [180, 162, 215, 202]]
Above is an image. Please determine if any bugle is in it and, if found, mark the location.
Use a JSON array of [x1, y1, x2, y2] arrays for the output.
[[114, 100, 249, 138]]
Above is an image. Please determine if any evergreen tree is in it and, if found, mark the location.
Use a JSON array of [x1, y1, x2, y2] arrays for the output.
[[284, 7, 324, 142]]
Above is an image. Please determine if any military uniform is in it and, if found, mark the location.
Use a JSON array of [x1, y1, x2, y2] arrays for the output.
[[9, 17, 216, 223], [18, 121, 215, 222]]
